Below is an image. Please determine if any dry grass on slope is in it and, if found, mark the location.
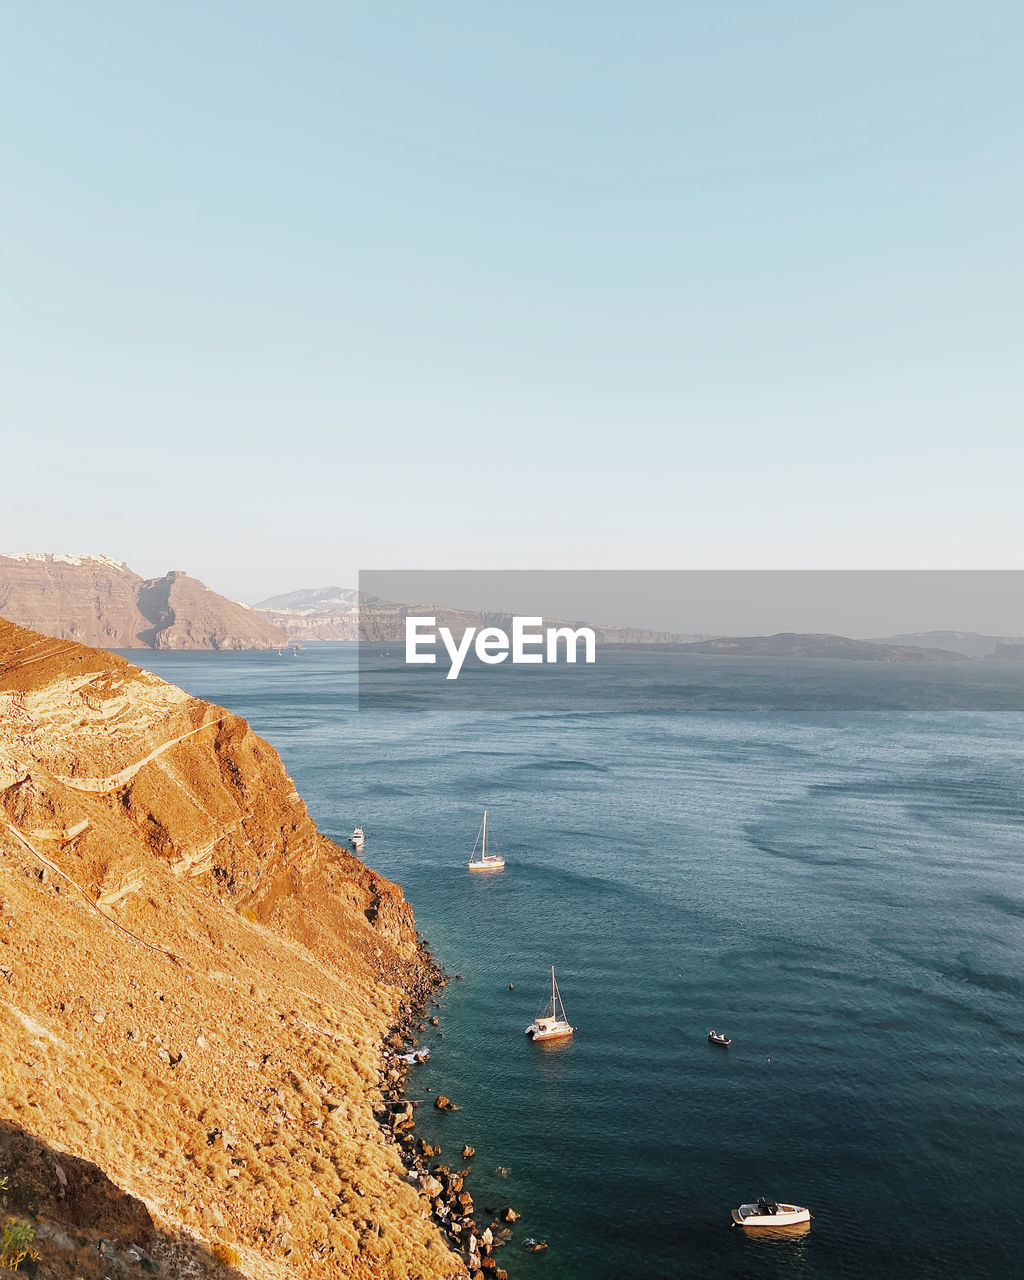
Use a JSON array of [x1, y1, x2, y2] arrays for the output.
[[0, 618, 467, 1280]]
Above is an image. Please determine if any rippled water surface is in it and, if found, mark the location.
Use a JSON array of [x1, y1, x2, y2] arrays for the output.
[[134, 647, 1024, 1279]]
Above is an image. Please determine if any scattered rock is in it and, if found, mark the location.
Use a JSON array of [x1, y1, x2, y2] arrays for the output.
[[35, 1222, 76, 1251]]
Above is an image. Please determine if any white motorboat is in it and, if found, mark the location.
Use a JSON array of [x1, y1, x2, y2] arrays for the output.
[[708, 1030, 732, 1046], [351, 827, 365, 849], [731, 1199, 810, 1227], [467, 809, 505, 871], [525, 967, 575, 1041]]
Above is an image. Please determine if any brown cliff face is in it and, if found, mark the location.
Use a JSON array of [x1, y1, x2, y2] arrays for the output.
[[0, 554, 147, 648], [0, 619, 466, 1280], [255, 607, 362, 641], [136, 571, 287, 650], [0, 555, 288, 650]]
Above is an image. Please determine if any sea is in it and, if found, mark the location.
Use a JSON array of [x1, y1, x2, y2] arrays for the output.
[[130, 645, 1024, 1279]]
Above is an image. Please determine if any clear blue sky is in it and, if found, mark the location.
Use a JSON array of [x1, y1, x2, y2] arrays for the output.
[[1, 2, 1021, 601]]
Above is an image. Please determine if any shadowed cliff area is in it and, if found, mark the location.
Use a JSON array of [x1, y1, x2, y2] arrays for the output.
[[0, 618, 467, 1280], [0, 1120, 247, 1279]]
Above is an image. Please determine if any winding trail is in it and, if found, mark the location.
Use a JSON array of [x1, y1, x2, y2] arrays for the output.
[[48, 718, 224, 794], [2, 821, 180, 965]]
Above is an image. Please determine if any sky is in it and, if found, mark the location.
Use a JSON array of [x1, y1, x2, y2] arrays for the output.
[[1, 2, 1022, 603]]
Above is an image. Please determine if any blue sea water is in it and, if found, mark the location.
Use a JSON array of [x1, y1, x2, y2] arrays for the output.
[[132, 646, 1024, 1279]]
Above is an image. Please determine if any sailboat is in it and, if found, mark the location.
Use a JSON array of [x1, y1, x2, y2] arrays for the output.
[[525, 967, 576, 1041], [467, 809, 505, 872]]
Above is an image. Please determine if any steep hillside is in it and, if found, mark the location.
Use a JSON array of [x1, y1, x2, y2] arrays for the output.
[[0, 555, 288, 650], [136, 571, 287, 649], [0, 619, 467, 1280]]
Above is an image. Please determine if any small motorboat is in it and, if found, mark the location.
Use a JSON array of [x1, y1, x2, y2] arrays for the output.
[[731, 1198, 810, 1228], [351, 827, 365, 849], [708, 1030, 732, 1046]]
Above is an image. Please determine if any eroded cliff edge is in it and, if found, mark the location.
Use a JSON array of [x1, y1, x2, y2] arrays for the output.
[[0, 618, 467, 1280]]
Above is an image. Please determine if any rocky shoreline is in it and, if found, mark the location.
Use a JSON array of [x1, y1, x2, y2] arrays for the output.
[[377, 944, 517, 1279]]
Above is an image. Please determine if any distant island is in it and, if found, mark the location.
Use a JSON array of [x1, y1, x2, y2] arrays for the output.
[[873, 630, 1024, 659], [622, 632, 965, 662], [254, 585, 362, 641], [255, 586, 970, 662]]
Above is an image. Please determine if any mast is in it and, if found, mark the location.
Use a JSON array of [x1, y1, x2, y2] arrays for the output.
[[482, 809, 488, 858]]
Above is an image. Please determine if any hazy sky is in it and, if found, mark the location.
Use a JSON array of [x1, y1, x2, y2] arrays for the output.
[[2, 2, 1022, 602]]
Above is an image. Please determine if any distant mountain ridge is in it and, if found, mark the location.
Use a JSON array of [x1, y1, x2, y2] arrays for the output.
[[256, 585, 361, 612], [254, 586, 364, 641], [873, 631, 1024, 659], [0, 554, 288, 650], [254, 587, 967, 660], [671, 632, 965, 661]]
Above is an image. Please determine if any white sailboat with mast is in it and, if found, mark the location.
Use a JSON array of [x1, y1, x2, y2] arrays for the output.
[[525, 967, 576, 1041], [467, 809, 505, 872]]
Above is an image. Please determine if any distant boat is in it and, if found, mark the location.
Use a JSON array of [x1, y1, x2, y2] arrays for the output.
[[708, 1030, 732, 1047], [351, 827, 365, 849], [525, 967, 576, 1041], [467, 809, 505, 872], [731, 1199, 810, 1228]]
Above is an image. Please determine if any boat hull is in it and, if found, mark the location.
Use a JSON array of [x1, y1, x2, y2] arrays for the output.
[[732, 1204, 810, 1227], [468, 859, 505, 871], [526, 1022, 574, 1041]]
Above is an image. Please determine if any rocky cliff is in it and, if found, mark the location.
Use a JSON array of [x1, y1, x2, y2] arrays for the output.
[[0, 554, 146, 649], [0, 555, 288, 650], [254, 587, 362, 642], [136, 571, 287, 650], [0, 618, 467, 1280]]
